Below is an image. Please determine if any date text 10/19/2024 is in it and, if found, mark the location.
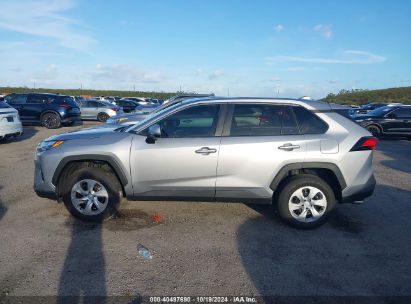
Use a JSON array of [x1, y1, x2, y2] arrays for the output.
[[149, 296, 258, 303]]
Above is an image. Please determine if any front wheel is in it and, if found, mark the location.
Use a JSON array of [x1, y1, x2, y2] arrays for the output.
[[61, 166, 122, 222], [277, 174, 336, 229], [366, 125, 381, 137]]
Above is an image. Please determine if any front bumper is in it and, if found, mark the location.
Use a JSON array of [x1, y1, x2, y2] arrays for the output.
[[341, 174, 376, 203], [33, 158, 57, 200]]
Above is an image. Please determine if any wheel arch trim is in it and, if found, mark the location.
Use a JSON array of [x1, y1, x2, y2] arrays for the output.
[[51, 154, 129, 187], [270, 162, 347, 191]]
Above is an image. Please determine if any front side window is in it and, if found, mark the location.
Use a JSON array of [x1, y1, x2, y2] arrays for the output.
[[392, 107, 411, 118], [7, 94, 28, 105], [155, 104, 220, 138], [229, 104, 299, 136]]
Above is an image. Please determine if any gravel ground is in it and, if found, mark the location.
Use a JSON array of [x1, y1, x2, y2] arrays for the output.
[[0, 122, 410, 300]]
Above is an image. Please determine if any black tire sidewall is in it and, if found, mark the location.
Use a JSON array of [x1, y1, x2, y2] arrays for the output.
[[97, 113, 109, 122], [41, 112, 61, 129], [277, 174, 336, 229], [62, 167, 121, 222], [366, 125, 381, 137]]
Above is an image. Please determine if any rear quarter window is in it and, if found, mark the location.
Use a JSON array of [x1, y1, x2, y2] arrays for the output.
[[292, 106, 329, 134]]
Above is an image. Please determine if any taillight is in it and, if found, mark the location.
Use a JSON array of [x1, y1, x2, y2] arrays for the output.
[[111, 108, 119, 111], [350, 137, 378, 151], [60, 103, 71, 109]]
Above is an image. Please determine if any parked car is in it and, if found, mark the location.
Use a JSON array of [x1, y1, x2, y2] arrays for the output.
[[0, 100, 23, 141], [34, 97, 377, 228], [4, 93, 81, 129], [112, 99, 141, 113], [353, 105, 411, 139], [350, 102, 387, 115], [79, 100, 123, 122], [106, 94, 215, 125]]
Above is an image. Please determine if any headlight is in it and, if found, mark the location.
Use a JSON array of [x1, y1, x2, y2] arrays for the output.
[[36, 140, 65, 153]]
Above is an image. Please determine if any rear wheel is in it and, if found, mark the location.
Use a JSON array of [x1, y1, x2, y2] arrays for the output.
[[277, 174, 336, 229], [97, 112, 109, 122], [61, 166, 122, 222], [41, 112, 61, 129], [366, 125, 381, 137]]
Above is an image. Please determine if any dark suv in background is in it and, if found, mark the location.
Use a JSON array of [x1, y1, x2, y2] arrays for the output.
[[4, 93, 82, 129], [354, 105, 411, 139]]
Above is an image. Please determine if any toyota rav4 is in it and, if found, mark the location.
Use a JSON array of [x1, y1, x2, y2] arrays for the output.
[[34, 97, 377, 228]]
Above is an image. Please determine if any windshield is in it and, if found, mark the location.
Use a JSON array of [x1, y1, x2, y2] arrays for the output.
[[0, 101, 11, 109], [125, 101, 184, 133], [367, 106, 397, 116]]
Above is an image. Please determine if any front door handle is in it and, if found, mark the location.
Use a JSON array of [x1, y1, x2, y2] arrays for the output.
[[278, 143, 300, 151], [195, 147, 217, 155]]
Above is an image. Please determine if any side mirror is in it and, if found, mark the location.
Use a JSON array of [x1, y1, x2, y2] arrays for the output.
[[386, 113, 396, 118], [146, 124, 161, 144]]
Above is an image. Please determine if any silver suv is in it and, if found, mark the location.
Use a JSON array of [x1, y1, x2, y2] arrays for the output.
[[34, 97, 377, 228]]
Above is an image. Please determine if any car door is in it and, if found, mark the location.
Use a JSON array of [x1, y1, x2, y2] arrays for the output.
[[81, 101, 98, 119], [6, 94, 28, 121], [385, 107, 411, 134], [26, 94, 50, 121], [130, 103, 225, 199], [216, 103, 308, 202]]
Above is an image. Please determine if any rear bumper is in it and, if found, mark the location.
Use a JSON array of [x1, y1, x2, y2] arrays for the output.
[[0, 122, 23, 138], [340, 174, 376, 203]]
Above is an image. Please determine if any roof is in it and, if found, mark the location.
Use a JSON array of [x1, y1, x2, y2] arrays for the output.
[[180, 97, 333, 111]]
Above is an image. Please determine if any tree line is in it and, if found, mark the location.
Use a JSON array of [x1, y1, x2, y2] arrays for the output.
[[322, 87, 411, 105]]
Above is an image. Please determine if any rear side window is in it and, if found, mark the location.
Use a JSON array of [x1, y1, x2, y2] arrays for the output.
[[392, 107, 411, 118], [292, 106, 328, 134], [230, 104, 299, 136], [28, 94, 57, 104]]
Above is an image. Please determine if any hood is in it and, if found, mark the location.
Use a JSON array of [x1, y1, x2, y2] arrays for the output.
[[353, 114, 379, 120], [45, 125, 122, 141]]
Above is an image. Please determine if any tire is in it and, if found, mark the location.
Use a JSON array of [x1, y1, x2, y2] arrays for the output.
[[97, 112, 109, 122], [61, 166, 122, 222], [366, 125, 381, 137], [276, 174, 336, 229], [41, 112, 61, 129]]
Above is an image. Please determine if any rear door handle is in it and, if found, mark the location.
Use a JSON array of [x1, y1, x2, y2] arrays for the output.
[[278, 143, 300, 151], [195, 147, 217, 155]]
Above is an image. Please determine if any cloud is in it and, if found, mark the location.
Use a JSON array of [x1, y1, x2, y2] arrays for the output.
[[314, 24, 333, 39], [0, 0, 95, 52], [92, 64, 168, 84], [267, 50, 386, 65], [274, 24, 284, 32], [208, 70, 225, 80]]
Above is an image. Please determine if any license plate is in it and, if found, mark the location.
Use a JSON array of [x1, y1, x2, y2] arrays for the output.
[[6, 116, 14, 122]]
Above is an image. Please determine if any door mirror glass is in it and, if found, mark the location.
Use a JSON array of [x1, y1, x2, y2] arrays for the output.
[[146, 124, 161, 143]]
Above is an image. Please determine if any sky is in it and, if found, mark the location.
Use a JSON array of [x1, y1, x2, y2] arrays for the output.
[[0, 0, 410, 99]]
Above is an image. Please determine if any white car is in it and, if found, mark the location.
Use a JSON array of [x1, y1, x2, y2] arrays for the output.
[[0, 100, 23, 141]]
